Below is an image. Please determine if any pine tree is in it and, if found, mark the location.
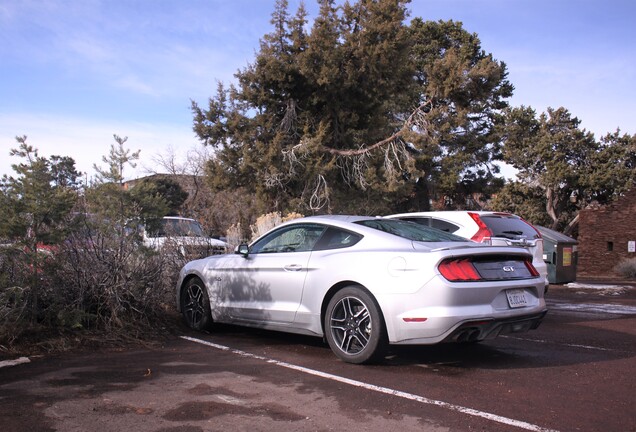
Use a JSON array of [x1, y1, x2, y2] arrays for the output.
[[499, 106, 600, 229], [0, 136, 80, 319], [192, 1, 512, 217], [88, 134, 169, 233], [402, 19, 513, 210]]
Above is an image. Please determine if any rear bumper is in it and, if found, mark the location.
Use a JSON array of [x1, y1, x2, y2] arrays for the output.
[[441, 310, 547, 343]]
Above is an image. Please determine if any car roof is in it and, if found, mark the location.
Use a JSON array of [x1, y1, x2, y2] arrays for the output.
[[278, 215, 381, 231], [301, 215, 378, 223], [387, 211, 514, 217], [270, 215, 476, 244]]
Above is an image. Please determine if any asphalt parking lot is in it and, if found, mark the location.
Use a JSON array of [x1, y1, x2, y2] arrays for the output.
[[1, 283, 635, 432]]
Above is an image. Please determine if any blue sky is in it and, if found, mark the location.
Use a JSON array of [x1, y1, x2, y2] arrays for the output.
[[1, 0, 634, 180]]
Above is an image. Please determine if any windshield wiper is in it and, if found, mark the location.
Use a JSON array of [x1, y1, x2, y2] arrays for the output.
[[492, 231, 525, 239]]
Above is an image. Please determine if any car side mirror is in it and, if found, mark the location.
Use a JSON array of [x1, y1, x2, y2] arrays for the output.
[[236, 244, 250, 257]]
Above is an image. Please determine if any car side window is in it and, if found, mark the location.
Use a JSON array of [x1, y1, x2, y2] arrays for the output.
[[314, 227, 362, 251], [250, 224, 326, 254]]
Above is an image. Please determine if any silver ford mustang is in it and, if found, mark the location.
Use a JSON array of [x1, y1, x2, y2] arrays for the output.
[[176, 215, 547, 364]]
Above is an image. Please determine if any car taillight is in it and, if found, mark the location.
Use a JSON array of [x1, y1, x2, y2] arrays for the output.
[[524, 259, 540, 277], [438, 258, 482, 281], [467, 212, 493, 244]]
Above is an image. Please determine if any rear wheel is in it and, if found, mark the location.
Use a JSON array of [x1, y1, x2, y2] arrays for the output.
[[324, 286, 387, 364], [181, 277, 212, 331]]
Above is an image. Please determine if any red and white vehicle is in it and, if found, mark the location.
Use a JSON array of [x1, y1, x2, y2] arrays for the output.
[[387, 211, 548, 291]]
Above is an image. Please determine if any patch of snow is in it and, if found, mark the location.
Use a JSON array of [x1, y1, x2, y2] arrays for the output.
[[566, 282, 629, 290]]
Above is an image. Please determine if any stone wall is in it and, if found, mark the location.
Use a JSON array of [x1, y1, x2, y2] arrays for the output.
[[577, 189, 636, 279]]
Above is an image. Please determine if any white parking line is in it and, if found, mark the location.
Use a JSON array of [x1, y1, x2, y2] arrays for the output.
[[181, 335, 559, 432], [0, 356, 30, 369]]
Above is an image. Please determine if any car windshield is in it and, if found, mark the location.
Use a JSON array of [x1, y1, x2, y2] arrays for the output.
[[356, 219, 468, 242], [152, 219, 205, 237]]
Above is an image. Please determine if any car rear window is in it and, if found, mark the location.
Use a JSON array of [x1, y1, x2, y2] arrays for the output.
[[480, 215, 540, 240], [356, 219, 468, 242], [398, 216, 461, 233]]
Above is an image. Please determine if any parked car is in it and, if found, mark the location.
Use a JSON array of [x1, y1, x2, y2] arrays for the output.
[[144, 216, 227, 259], [176, 215, 547, 364], [386, 211, 548, 290]]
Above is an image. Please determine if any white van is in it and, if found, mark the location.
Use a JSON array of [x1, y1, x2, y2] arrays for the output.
[[143, 216, 227, 258]]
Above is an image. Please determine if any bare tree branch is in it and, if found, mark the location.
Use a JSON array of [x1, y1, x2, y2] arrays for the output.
[[320, 100, 432, 156]]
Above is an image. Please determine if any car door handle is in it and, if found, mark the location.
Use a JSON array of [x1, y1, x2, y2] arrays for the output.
[[283, 264, 303, 272]]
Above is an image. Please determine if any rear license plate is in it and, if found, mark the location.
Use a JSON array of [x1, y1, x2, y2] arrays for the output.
[[506, 289, 529, 308]]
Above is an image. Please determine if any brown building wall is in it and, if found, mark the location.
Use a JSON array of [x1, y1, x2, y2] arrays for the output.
[[577, 189, 636, 279]]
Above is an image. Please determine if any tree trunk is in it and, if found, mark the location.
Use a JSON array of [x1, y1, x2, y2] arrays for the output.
[[546, 187, 559, 230], [563, 213, 579, 237]]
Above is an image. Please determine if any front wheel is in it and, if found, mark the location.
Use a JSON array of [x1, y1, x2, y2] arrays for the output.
[[181, 277, 212, 331], [324, 286, 388, 364]]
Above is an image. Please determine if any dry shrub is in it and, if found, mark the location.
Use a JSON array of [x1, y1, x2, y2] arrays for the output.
[[0, 210, 310, 354], [249, 212, 304, 242], [226, 222, 242, 253], [0, 218, 182, 354], [250, 212, 282, 241], [614, 258, 636, 279]]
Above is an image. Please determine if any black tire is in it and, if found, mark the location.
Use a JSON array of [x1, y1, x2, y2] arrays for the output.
[[180, 277, 212, 331], [324, 286, 388, 364]]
